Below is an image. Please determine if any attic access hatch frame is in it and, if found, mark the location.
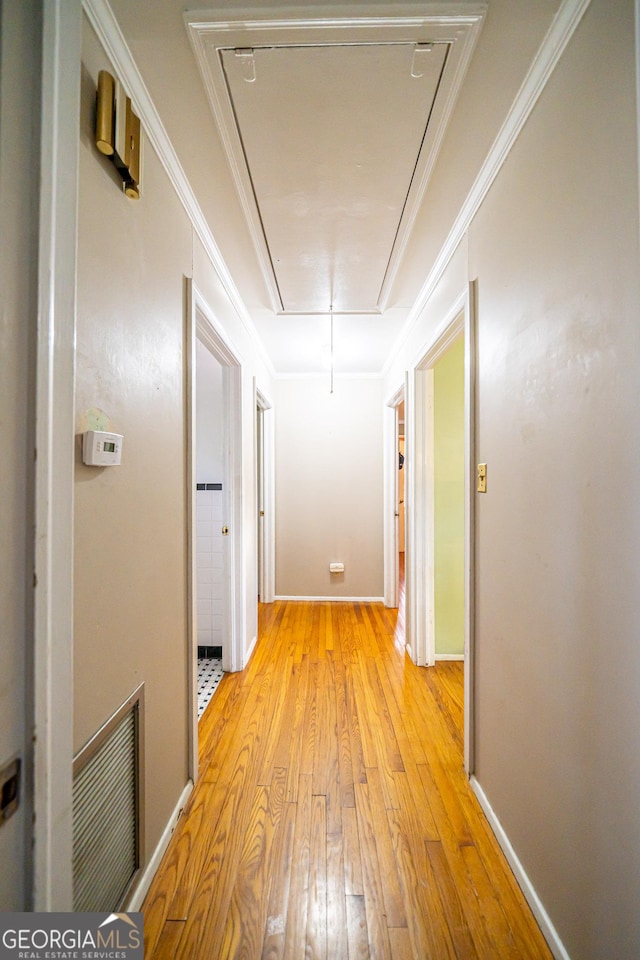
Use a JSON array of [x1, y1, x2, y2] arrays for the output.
[[185, 4, 486, 316]]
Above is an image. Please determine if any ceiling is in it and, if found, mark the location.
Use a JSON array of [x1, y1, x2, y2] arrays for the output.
[[185, 10, 484, 317], [99, 0, 561, 375]]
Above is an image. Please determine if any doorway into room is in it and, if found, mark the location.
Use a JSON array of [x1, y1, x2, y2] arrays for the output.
[[187, 282, 244, 778], [397, 401, 406, 640], [431, 335, 465, 662], [255, 384, 274, 606], [194, 340, 226, 722], [411, 286, 476, 772], [384, 384, 406, 615]]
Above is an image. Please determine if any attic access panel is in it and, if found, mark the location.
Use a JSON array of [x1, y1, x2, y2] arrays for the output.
[[186, 8, 486, 314], [220, 42, 447, 314]]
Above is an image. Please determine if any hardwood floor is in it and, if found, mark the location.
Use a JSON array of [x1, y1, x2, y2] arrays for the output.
[[142, 600, 553, 959]]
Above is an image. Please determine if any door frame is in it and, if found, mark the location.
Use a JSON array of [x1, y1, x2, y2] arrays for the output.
[[383, 383, 405, 610], [255, 384, 275, 604], [410, 283, 476, 773], [33, 0, 82, 910], [186, 280, 244, 779]]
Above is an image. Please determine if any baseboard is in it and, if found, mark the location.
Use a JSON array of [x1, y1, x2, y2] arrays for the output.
[[435, 653, 464, 661], [243, 634, 258, 668], [470, 776, 570, 960], [125, 779, 194, 911], [275, 595, 385, 603]]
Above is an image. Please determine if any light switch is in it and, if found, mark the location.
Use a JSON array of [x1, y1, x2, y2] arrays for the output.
[[477, 463, 487, 493]]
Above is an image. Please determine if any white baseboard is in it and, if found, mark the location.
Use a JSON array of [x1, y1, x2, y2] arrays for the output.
[[274, 595, 385, 603], [435, 653, 464, 661], [243, 634, 258, 668], [125, 779, 194, 911], [470, 776, 570, 960]]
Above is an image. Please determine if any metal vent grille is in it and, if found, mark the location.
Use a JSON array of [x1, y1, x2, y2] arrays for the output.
[[72, 685, 144, 912]]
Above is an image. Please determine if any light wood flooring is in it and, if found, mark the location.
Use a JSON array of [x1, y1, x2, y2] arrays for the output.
[[142, 599, 553, 959]]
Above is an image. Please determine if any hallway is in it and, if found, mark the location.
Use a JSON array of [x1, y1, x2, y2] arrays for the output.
[[142, 600, 552, 959]]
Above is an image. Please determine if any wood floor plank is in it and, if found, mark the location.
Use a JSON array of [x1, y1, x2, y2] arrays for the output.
[[261, 799, 298, 960], [386, 803, 458, 960], [257, 656, 296, 787], [425, 839, 480, 959], [388, 927, 413, 960], [460, 843, 525, 960], [333, 647, 356, 808], [346, 895, 370, 960], [363, 766, 406, 928], [142, 599, 554, 960], [300, 658, 319, 778], [342, 804, 364, 896], [354, 780, 393, 960], [284, 653, 310, 803], [305, 795, 327, 960], [321, 653, 342, 836], [220, 768, 287, 958], [283, 774, 313, 960], [343, 657, 368, 789], [149, 920, 186, 960], [326, 829, 348, 960]]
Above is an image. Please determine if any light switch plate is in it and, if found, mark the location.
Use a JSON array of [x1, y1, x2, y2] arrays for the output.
[[477, 463, 487, 493]]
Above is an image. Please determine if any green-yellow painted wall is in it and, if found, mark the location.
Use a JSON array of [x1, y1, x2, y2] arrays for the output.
[[433, 336, 465, 656]]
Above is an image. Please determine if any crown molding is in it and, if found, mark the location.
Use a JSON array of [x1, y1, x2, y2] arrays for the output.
[[383, 0, 593, 379], [82, 0, 276, 379]]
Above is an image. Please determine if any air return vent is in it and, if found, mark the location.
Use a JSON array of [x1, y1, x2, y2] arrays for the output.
[[72, 684, 144, 912]]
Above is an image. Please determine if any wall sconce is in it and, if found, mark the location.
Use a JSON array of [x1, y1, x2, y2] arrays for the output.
[[95, 70, 142, 199]]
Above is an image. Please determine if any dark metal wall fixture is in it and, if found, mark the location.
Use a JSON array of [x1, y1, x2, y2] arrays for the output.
[[95, 70, 143, 199]]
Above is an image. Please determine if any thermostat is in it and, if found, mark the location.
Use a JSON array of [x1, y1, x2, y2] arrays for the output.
[[82, 430, 123, 466]]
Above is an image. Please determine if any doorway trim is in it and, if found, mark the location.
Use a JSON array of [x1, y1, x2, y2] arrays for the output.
[[255, 384, 275, 604], [32, 0, 81, 910], [383, 382, 405, 610], [410, 283, 476, 773], [186, 280, 244, 779]]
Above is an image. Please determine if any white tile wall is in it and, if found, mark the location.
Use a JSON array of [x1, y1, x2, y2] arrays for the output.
[[196, 487, 224, 647]]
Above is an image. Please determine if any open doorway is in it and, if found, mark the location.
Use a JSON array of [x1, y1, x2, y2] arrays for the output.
[[194, 341, 226, 719], [397, 400, 406, 565], [187, 282, 244, 779], [254, 386, 274, 605], [432, 336, 465, 661], [411, 285, 476, 772], [397, 402, 406, 640], [384, 383, 406, 613]]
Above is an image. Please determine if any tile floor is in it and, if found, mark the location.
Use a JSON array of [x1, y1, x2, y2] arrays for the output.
[[197, 657, 224, 719]]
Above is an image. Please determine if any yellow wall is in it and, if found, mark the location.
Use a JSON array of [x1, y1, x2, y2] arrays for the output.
[[433, 336, 465, 656]]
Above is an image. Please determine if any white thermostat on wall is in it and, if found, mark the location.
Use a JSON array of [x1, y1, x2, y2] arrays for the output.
[[82, 430, 124, 466]]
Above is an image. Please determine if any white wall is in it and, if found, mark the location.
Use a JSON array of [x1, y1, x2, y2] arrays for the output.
[[386, 1, 640, 956], [195, 340, 223, 482], [275, 377, 384, 599]]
